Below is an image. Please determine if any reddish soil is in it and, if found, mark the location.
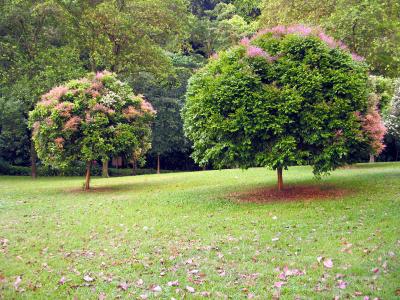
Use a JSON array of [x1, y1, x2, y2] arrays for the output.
[[231, 185, 350, 203], [65, 187, 115, 193]]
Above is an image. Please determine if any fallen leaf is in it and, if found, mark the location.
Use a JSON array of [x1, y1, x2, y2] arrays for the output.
[[118, 282, 129, 291], [83, 275, 94, 282], [337, 280, 347, 289], [136, 278, 144, 286], [167, 280, 179, 287], [323, 259, 333, 268], [151, 285, 162, 292], [200, 291, 211, 297], [58, 276, 67, 285], [14, 276, 22, 290], [274, 281, 285, 288]]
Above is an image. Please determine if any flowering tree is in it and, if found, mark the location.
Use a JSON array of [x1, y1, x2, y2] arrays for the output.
[[29, 71, 155, 190], [386, 79, 400, 159], [183, 25, 371, 190]]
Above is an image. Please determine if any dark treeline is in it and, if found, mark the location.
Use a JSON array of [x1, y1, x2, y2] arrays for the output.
[[0, 0, 399, 176]]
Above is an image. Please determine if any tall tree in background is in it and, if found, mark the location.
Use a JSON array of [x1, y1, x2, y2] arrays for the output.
[[70, 0, 190, 176], [0, 1, 85, 177], [260, 0, 400, 77], [134, 53, 203, 173]]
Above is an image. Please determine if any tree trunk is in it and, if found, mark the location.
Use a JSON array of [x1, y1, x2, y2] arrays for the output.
[[277, 167, 283, 191], [30, 143, 37, 179], [132, 158, 137, 176], [369, 154, 375, 163], [157, 154, 160, 174], [102, 159, 109, 177], [85, 161, 91, 191]]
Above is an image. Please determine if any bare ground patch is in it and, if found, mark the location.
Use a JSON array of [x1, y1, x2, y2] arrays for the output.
[[230, 184, 351, 203]]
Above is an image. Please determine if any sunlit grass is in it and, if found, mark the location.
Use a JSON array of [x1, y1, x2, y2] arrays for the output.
[[0, 163, 399, 299]]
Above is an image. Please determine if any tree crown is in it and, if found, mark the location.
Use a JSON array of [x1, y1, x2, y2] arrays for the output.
[[183, 25, 371, 175], [29, 71, 155, 168]]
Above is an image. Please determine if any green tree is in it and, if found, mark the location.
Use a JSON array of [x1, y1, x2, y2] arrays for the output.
[[183, 26, 371, 190], [0, 0, 85, 176], [190, 3, 255, 57], [260, 0, 400, 77], [64, 0, 191, 176], [29, 71, 155, 190]]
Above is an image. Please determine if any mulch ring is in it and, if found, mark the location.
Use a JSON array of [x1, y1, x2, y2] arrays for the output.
[[230, 184, 351, 203]]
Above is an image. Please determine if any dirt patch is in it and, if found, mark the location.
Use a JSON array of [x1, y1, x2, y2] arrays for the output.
[[64, 187, 115, 194], [231, 185, 350, 203]]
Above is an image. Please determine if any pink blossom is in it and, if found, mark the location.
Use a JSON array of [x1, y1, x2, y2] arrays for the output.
[[317, 32, 338, 48], [351, 53, 365, 62], [95, 70, 112, 80], [240, 37, 250, 47], [246, 46, 268, 58], [141, 100, 156, 115], [63, 116, 82, 132], [54, 137, 65, 148], [123, 106, 142, 120], [41, 86, 69, 102], [55, 102, 74, 118], [91, 81, 103, 91], [92, 103, 115, 115], [45, 117, 53, 126], [286, 24, 312, 36], [360, 107, 387, 155], [210, 53, 219, 60]]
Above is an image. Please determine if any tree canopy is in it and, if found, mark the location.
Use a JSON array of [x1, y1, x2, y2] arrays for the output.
[[183, 25, 372, 189], [29, 71, 155, 189]]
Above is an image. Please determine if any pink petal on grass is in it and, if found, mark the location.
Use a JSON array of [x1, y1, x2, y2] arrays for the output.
[[14, 276, 22, 290], [83, 275, 94, 282], [186, 286, 195, 293], [274, 281, 286, 288], [167, 280, 179, 287], [323, 259, 333, 268], [337, 280, 347, 289], [58, 276, 67, 285], [118, 282, 129, 291]]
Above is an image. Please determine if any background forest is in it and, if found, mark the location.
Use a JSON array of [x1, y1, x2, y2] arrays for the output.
[[1, 0, 399, 176]]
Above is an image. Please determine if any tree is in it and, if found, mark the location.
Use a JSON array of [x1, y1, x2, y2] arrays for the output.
[[365, 76, 393, 162], [183, 25, 371, 190], [260, 0, 400, 77], [190, 3, 255, 57], [386, 79, 400, 160], [0, 0, 85, 177], [65, 0, 190, 177], [29, 71, 155, 190]]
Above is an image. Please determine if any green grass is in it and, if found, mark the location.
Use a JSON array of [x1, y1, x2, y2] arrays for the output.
[[0, 163, 399, 299]]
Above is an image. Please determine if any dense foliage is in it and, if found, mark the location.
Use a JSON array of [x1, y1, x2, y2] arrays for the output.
[[0, 0, 399, 175], [260, 0, 400, 77], [29, 71, 155, 188], [385, 79, 400, 159], [183, 25, 372, 188]]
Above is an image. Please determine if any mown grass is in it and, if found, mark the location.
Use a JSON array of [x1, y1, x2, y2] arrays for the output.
[[0, 163, 399, 299]]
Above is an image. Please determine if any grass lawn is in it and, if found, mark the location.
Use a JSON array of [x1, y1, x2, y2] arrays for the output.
[[0, 163, 399, 299]]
